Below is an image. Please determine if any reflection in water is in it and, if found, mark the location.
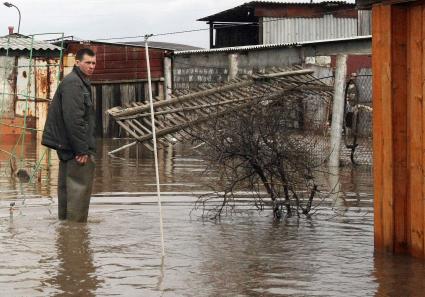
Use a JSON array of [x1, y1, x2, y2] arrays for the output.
[[48, 223, 100, 296], [1, 140, 425, 296], [328, 164, 348, 215], [374, 253, 425, 297]]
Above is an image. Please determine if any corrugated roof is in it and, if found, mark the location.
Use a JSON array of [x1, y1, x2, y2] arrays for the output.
[[0, 34, 61, 51], [198, 1, 355, 22], [124, 41, 203, 51], [174, 35, 371, 55], [244, 1, 353, 4], [53, 37, 202, 52]]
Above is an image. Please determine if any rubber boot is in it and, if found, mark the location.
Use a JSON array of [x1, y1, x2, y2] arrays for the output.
[[58, 160, 68, 220], [65, 158, 95, 223]]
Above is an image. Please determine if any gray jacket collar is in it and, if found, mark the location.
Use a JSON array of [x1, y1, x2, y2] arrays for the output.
[[73, 66, 91, 89]]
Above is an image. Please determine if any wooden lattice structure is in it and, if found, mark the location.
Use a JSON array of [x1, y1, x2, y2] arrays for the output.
[[106, 67, 333, 152]]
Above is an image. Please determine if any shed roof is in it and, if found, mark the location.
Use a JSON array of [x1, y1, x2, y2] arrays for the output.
[[124, 41, 203, 51], [0, 34, 61, 51], [51, 37, 202, 52], [198, 1, 356, 22], [174, 35, 371, 55]]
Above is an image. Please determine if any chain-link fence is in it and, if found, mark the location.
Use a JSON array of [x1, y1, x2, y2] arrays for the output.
[[341, 69, 373, 165]]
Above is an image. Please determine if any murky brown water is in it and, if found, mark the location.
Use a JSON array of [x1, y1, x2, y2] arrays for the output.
[[1, 140, 424, 296]]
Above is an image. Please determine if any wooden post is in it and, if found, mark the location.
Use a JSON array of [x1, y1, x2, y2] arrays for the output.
[[372, 2, 425, 259], [329, 54, 347, 168]]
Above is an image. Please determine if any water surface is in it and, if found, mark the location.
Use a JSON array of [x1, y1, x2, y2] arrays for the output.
[[0, 139, 424, 296]]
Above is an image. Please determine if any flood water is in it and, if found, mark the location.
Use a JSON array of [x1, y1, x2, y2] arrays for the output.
[[0, 139, 424, 296]]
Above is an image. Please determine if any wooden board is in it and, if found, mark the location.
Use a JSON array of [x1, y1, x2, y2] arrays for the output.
[[372, 3, 387, 252], [391, 5, 409, 254], [407, 4, 424, 258], [373, 2, 425, 258]]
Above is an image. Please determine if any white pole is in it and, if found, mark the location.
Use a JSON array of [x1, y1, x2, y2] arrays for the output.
[[328, 54, 347, 207], [329, 54, 347, 168], [228, 53, 239, 81], [145, 35, 165, 257], [163, 56, 172, 100]]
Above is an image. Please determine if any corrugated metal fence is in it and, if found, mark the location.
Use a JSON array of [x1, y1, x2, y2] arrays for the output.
[[262, 15, 357, 44]]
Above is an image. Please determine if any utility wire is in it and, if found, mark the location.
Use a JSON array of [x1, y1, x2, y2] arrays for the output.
[[91, 6, 362, 42]]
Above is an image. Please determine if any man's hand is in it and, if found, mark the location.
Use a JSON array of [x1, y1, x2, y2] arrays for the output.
[[75, 154, 89, 165]]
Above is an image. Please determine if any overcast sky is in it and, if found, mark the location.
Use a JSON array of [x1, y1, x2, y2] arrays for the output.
[[0, 0, 354, 48]]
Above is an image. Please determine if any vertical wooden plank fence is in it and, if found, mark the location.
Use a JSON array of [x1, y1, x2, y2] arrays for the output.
[[373, 2, 425, 259]]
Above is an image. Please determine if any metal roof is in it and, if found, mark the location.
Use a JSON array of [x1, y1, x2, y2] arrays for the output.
[[198, 1, 356, 22], [52, 37, 202, 52], [174, 35, 371, 55], [0, 34, 61, 51], [124, 41, 203, 51]]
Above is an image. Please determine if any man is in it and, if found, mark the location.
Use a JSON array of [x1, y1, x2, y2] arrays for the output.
[[42, 48, 97, 223]]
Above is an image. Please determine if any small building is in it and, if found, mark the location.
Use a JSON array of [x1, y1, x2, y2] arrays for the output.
[[0, 32, 61, 143], [198, 1, 371, 48], [172, 36, 372, 90], [172, 36, 373, 149]]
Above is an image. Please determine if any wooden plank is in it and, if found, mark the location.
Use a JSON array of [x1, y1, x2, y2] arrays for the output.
[[381, 6, 395, 254], [135, 84, 303, 143], [115, 98, 250, 120], [392, 5, 409, 254], [107, 80, 253, 117], [422, 4, 425, 259], [372, 4, 386, 252], [127, 120, 146, 138], [102, 85, 113, 137], [407, 5, 424, 257]]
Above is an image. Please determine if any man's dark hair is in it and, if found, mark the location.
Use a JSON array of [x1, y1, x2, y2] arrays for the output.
[[76, 48, 95, 61]]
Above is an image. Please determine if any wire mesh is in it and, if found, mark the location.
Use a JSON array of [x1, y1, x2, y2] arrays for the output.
[[342, 69, 373, 166], [0, 33, 64, 189]]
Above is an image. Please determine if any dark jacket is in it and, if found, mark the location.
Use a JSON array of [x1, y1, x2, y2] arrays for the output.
[[42, 66, 96, 158]]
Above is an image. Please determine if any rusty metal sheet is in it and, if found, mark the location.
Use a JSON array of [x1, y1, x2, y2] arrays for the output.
[[16, 57, 35, 100], [0, 56, 15, 117], [36, 101, 49, 137], [34, 57, 59, 134], [35, 58, 49, 100], [15, 100, 35, 117], [16, 57, 35, 117], [48, 58, 60, 96], [63, 54, 75, 77]]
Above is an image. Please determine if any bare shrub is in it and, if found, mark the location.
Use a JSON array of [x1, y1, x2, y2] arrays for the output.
[[187, 88, 331, 220]]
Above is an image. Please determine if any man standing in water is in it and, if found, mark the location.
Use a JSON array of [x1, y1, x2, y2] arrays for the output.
[[42, 48, 97, 223]]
